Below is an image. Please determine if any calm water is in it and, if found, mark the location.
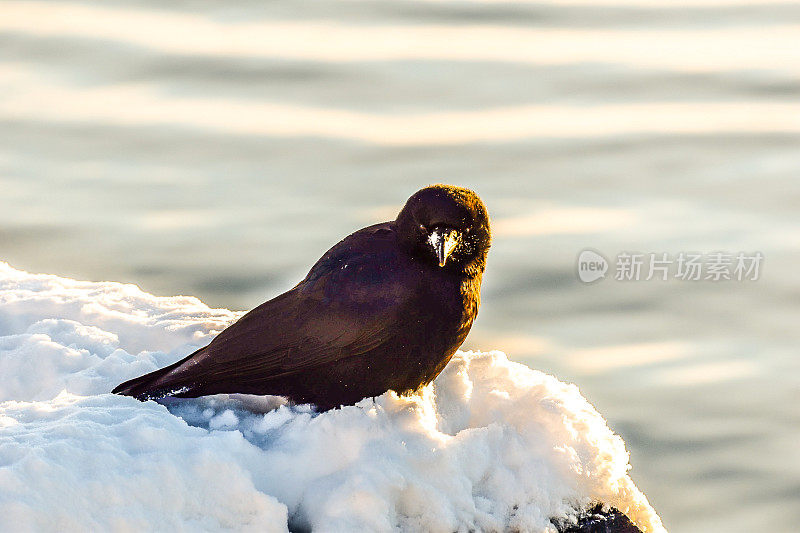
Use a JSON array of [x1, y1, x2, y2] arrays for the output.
[[2, 1, 800, 530]]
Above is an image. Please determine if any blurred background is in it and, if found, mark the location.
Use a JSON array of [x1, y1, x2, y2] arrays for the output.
[[2, 0, 799, 531]]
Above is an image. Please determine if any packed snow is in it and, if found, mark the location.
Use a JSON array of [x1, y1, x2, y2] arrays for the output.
[[0, 262, 664, 532]]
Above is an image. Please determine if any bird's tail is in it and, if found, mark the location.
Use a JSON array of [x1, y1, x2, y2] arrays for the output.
[[112, 349, 201, 400]]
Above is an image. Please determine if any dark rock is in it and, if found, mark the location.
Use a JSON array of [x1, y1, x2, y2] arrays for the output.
[[556, 504, 643, 533]]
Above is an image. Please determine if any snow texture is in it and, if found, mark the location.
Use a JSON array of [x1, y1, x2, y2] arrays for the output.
[[0, 262, 665, 532]]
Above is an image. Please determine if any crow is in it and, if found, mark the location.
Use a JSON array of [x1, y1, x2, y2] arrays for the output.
[[113, 184, 491, 411]]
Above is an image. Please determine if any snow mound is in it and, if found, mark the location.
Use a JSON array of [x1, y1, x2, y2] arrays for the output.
[[0, 262, 665, 532]]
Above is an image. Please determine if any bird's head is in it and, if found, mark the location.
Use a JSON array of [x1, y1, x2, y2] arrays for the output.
[[396, 184, 491, 276]]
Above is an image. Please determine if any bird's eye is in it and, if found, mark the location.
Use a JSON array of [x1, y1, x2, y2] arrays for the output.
[[419, 224, 426, 231]]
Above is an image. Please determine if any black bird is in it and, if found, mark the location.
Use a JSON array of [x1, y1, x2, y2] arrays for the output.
[[113, 184, 491, 410]]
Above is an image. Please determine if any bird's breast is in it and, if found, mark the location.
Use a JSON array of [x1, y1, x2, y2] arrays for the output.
[[415, 270, 481, 344]]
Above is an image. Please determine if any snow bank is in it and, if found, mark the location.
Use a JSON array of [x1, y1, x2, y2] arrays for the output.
[[0, 262, 664, 532]]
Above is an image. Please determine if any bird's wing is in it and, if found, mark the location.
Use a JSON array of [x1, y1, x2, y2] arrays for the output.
[[151, 225, 417, 389]]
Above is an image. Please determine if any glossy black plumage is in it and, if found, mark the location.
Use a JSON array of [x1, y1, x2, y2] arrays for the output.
[[113, 185, 491, 410]]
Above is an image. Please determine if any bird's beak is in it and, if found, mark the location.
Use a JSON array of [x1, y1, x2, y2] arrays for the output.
[[430, 227, 461, 267]]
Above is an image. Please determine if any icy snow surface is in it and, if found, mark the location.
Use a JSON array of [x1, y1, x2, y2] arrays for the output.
[[0, 262, 664, 532]]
